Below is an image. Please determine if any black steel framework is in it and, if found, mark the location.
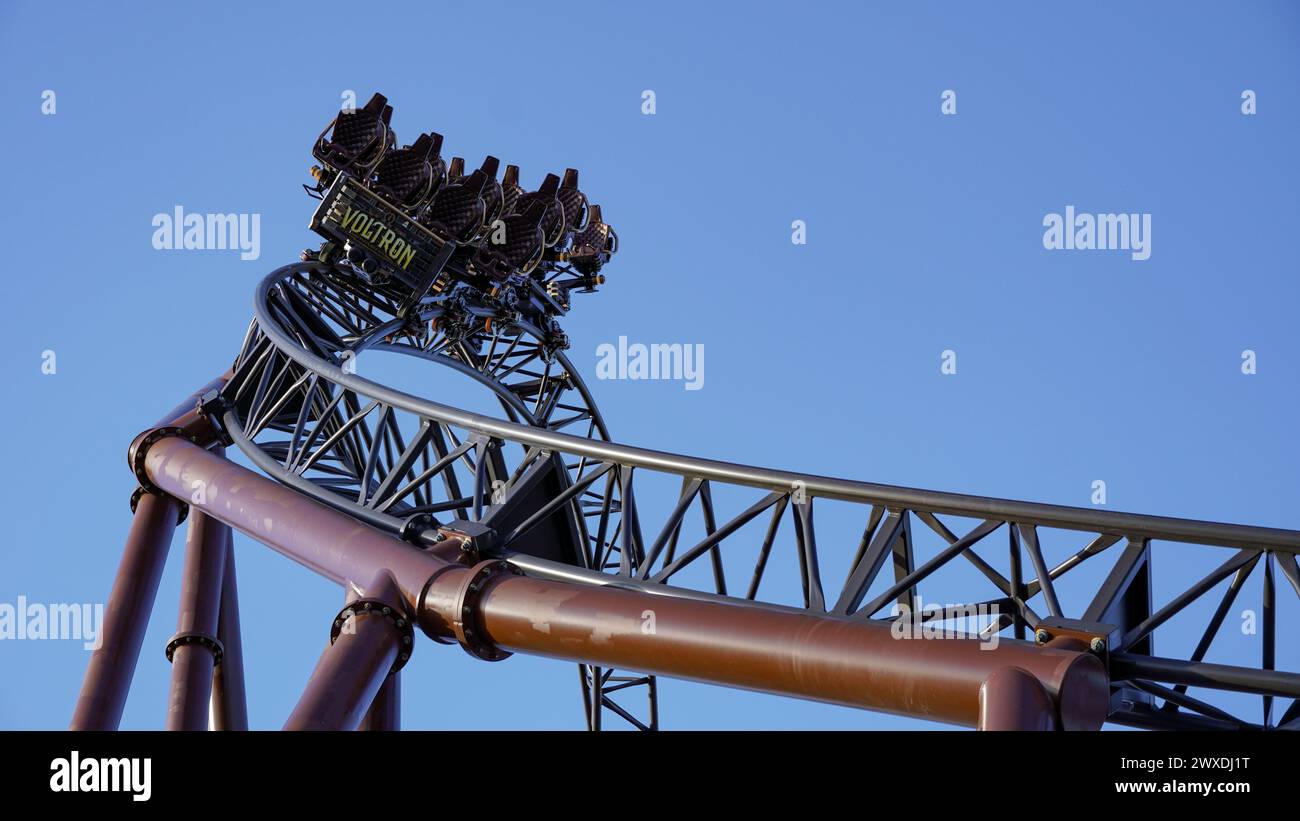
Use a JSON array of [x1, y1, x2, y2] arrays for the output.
[[215, 262, 1300, 731]]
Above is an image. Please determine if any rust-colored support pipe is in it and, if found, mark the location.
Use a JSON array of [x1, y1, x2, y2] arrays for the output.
[[283, 572, 408, 731], [359, 674, 401, 731], [71, 491, 182, 730], [349, 581, 402, 731], [166, 504, 230, 730], [143, 435, 1109, 730], [978, 667, 1058, 730], [211, 533, 248, 730], [71, 374, 228, 731], [422, 569, 1107, 729]]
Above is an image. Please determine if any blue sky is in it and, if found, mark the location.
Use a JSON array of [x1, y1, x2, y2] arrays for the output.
[[1, 1, 1297, 729]]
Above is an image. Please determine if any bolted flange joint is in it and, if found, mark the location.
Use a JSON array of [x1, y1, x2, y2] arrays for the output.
[[127, 401, 224, 495], [165, 631, 225, 666], [129, 426, 185, 497], [330, 598, 416, 675], [130, 485, 188, 524], [450, 559, 522, 662]]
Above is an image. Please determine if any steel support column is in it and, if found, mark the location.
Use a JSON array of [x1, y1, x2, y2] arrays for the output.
[[166, 502, 230, 730], [71, 491, 182, 730], [283, 572, 407, 731], [71, 374, 228, 731], [359, 675, 401, 731], [978, 667, 1057, 730], [211, 533, 248, 730]]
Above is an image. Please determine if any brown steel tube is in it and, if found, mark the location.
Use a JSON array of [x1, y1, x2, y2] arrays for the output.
[[211, 533, 248, 730], [145, 436, 444, 608], [71, 375, 228, 731], [422, 570, 1109, 729], [71, 491, 181, 730], [359, 673, 401, 731], [349, 582, 401, 731], [284, 573, 404, 731], [978, 667, 1057, 730], [166, 506, 230, 730], [145, 436, 1109, 729]]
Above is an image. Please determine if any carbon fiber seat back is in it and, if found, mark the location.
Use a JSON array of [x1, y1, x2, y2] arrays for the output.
[[471, 201, 547, 281], [513, 173, 566, 248], [421, 168, 490, 243], [312, 93, 394, 176], [371, 132, 445, 211]]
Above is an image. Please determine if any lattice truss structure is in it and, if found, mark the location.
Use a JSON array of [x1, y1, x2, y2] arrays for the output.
[[215, 262, 1300, 731]]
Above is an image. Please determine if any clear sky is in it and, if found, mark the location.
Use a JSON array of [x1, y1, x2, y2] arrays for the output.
[[1, 1, 1297, 730]]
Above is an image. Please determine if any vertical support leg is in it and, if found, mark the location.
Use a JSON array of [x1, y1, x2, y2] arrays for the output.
[[589, 665, 603, 730], [646, 675, 659, 730], [358, 673, 401, 731], [166, 507, 230, 730], [284, 572, 409, 731], [978, 666, 1058, 731], [355, 576, 401, 731], [211, 531, 248, 730], [71, 491, 181, 730]]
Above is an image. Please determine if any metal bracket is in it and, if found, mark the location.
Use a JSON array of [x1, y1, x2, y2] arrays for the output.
[[197, 389, 234, 447], [436, 519, 497, 561], [1034, 616, 1115, 667]]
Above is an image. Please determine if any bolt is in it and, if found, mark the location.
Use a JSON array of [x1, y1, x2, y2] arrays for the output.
[[1034, 629, 1050, 644], [1090, 637, 1106, 654]]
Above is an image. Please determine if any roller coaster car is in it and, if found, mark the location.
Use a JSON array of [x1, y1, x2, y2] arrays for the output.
[[470, 200, 548, 282], [305, 93, 616, 326], [566, 204, 618, 277], [312, 93, 395, 178], [370, 132, 446, 212]]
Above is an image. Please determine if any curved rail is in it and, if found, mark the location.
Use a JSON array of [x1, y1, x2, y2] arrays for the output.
[[218, 262, 1300, 731], [248, 265, 1298, 552]]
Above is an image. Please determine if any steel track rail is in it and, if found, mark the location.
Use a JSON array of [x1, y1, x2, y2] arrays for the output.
[[216, 263, 1300, 730], [246, 265, 1300, 554]]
